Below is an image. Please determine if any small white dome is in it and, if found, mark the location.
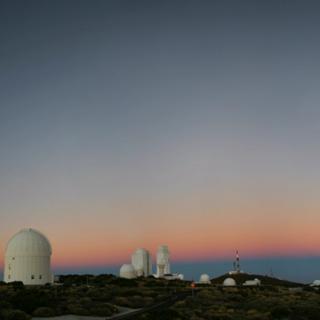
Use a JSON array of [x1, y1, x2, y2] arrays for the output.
[[120, 264, 137, 279], [311, 280, 320, 287], [199, 274, 211, 284], [6, 228, 52, 257], [223, 277, 237, 286], [178, 274, 184, 280]]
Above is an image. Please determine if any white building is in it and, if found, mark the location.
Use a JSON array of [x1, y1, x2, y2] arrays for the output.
[[243, 278, 261, 286], [310, 280, 320, 287], [131, 248, 152, 277], [163, 273, 184, 280], [199, 274, 211, 284], [119, 264, 137, 279], [156, 245, 170, 278], [4, 228, 53, 285]]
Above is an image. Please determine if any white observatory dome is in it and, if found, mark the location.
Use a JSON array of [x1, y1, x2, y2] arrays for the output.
[[4, 228, 53, 285], [199, 274, 211, 284], [311, 280, 320, 287], [178, 274, 184, 280], [223, 277, 237, 286], [119, 264, 137, 279]]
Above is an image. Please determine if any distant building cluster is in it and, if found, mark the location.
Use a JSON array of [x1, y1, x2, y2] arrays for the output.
[[2, 228, 319, 288], [119, 245, 184, 280]]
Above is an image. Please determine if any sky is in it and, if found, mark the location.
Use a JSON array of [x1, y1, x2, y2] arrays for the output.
[[1, 0, 320, 283]]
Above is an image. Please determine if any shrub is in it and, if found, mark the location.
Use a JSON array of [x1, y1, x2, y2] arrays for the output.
[[5, 310, 31, 320], [66, 304, 90, 316], [9, 282, 24, 290], [33, 307, 55, 317], [0, 301, 12, 309], [271, 305, 291, 318], [90, 303, 117, 316], [9, 289, 52, 314], [113, 296, 130, 307]]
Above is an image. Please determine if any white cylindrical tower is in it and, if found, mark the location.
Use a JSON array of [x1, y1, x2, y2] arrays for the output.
[[4, 228, 53, 285], [156, 245, 170, 278], [131, 248, 152, 277]]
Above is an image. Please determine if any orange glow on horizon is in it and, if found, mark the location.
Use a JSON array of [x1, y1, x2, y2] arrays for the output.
[[1, 194, 320, 271]]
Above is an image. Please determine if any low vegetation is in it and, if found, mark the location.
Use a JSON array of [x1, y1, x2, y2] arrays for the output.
[[0, 275, 179, 319], [0, 274, 319, 320], [139, 286, 320, 320]]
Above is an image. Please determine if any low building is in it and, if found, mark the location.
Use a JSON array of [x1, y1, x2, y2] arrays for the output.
[[162, 273, 184, 280], [243, 278, 261, 286]]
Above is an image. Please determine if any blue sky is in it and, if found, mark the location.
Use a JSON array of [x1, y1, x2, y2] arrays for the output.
[[1, 0, 320, 282]]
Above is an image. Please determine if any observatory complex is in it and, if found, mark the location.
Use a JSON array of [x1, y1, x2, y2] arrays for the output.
[[2, 229, 252, 285], [4, 228, 53, 285], [119, 248, 152, 279], [119, 244, 182, 280]]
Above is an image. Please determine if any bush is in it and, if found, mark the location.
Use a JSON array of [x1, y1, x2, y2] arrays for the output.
[[66, 304, 90, 316], [271, 305, 291, 318], [9, 282, 24, 290], [90, 303, 118, 316], [0, 301, 12, 309], [113, 296, 131, 307], [78, 297, 93, 309], [9, 289, 52, 314], [5, 310, 31, 320], [290, 306, 320, 320], [33, 307, 55, 317]]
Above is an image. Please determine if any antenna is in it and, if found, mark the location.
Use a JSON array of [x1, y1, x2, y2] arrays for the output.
[[236, 250, 240, 273], [270, 267, 274, 277]]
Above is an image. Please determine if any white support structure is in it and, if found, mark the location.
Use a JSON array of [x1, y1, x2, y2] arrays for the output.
[[156, 245, 170, 278], [131, 248, 152, 277]]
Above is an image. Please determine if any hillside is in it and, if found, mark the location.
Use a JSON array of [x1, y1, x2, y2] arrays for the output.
[[211, 272, 304, 287]]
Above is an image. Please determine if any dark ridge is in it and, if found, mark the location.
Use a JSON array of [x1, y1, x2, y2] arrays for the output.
[[211, 273, 304, 287]]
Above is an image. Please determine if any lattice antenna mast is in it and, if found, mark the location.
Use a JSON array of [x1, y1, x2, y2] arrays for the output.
[[236, 250, 241, 273]]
